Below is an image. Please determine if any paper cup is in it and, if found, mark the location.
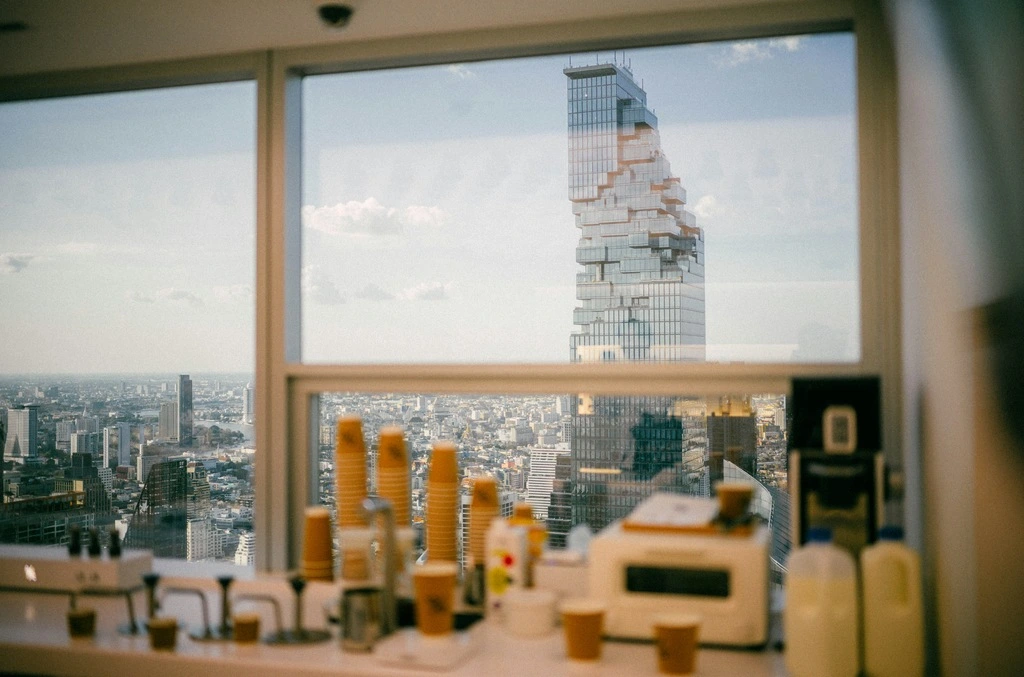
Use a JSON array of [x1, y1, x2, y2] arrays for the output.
[[148, 617, 178, 651], [715, 481, 754, 520], [233, 612, 261, 643], [559, 598, 606, 660], [412, 562, 459, 636], [302, 507, 334, 566], [653, 613, 701, 675], [67, 607, 96, 638]]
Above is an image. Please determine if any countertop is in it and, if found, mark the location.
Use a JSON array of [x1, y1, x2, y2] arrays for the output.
[[0, 583, 788, 677]]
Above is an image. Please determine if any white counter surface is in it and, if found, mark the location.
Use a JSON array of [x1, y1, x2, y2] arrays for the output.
[[0, 585, 787, 677]]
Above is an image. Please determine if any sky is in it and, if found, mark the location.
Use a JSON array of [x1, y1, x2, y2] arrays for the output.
[[0, 32, 857, 373]]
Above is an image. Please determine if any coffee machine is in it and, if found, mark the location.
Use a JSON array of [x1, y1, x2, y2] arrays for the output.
[[788, 376, 885, 555]]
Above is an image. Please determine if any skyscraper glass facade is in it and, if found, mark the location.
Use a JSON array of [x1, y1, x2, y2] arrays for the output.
[[566, 63, 705, 533]]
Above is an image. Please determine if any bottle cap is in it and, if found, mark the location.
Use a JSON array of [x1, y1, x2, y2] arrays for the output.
[[878, 525, 904, 541], [807, 527, 832, 543]]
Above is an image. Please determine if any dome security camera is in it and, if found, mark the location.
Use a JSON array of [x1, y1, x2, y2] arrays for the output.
[[318, 3, 354, 28]]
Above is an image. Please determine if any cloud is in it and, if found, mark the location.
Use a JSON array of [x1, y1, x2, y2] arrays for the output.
[[213, 284, 253, 303], [398, 281, 453, 301], [0, 253, 34, 274], [56, 241, 100, 255], [302, 198, 447, 237], [355, 283, 394, 301], [157, 288, 203, 307], [125, 289, 202, 306], [770, 36, 803, 53], [693, 195, 719, 219], [302, 265, 345, 305], [446, 64, 476, 80], [717, 36, 805, 67]]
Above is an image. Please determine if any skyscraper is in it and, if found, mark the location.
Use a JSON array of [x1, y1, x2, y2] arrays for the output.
[[243, 382, 255, 425], [4, 406, 39, 464], [159, 402, 178, 442], [116, 422, 133, 466], [525, 447, 570, 520], [177, 374, 193, 447], [565, 61, 705, 533], [707, 395, 758, 485]]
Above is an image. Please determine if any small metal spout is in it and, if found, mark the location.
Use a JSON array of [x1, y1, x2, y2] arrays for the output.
[[361, 496, 397, 636]]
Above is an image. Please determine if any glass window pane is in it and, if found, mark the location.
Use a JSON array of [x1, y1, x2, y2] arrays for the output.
[[0, 83, 257, 566], [302, 34, 858, 364]]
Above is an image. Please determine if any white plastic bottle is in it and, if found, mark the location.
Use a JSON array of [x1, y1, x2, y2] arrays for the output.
[[861, 525, 924, 677], [784, 527, 860, 677]]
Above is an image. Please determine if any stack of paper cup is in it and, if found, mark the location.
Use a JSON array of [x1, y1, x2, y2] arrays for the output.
[[335, 415, 368, 528], [469, 477, 499, 566], [376, 426, 410, 527], [302, 506, 335, 581], [426, 441, 459, 563]]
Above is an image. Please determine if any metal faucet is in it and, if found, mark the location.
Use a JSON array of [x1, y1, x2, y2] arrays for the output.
[[361, 496, 397, 636]]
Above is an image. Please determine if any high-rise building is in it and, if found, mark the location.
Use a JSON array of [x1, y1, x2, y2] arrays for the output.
[[526, 447, 570, 520], [54, 453, 111, 513], [177, 374, 193, 446], [159, 401, 178, 442], [124, 458, 189, 558], [70, 431, 100, 460], [116, 422, 133, 466], [546, 454, 574, 548], [707, 396, 758, 486], [186, 518, 223, 562], [234, 531, 255, 566], [56, 420, 77, 451], [4, 405, 39, 464], [564, 62, 705, 534], [102, 427, 113, 468], [242, 382, 254, 425]]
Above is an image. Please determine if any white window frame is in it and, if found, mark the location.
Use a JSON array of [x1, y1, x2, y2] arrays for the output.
[[0, 0, 898, 575]]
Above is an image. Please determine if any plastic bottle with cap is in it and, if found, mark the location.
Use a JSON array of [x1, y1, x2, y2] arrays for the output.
[[861, 525, 924, 677], [784, 526, 860, 677]]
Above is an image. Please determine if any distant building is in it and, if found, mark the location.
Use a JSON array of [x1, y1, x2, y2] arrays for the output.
[[159, 402, 178, 442], [124, 458, 189, 558], [0, 492, 95, 545], [70, 431, 101, 462], [177, 374, 193, 446], [54, 453, 111, 514], [546, 454, 574, 548], [186, 518, 223, 561], [242, 382, 254, 425], [526, 448, 570, 520], [4, 405, 39, 464], [116, 422, 133, 466], [707, 396, 758, 486], [234, 531, 255, 566], [56, 420, 77, 451]]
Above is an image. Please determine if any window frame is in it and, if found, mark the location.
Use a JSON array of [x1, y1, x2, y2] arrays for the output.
[[266, 1, 899, 572], [0, 0, 899, 575]]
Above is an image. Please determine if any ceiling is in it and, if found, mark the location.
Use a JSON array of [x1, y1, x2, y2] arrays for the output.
[[0, 0, 781, 78]]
